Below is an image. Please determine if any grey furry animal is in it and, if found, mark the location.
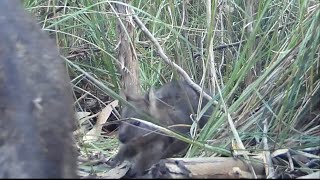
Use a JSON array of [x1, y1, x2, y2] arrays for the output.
[[111, 80, 213, 177], [0, 0, 77, 178]]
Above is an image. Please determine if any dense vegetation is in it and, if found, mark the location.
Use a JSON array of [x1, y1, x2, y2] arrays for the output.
[[24, 0, 319, 178]]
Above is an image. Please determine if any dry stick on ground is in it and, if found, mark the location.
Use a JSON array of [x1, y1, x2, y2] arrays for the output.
[[132, 12, 258, 178], [145, 157, 265, 179]]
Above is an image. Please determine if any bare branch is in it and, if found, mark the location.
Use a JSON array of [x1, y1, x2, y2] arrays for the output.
[[132, 13, 218, 106]]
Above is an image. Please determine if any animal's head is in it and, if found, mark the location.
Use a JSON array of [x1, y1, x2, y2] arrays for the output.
[[118, 81, 213, 143], [118, 86, 181, 144], [118, 92, 155, 144]]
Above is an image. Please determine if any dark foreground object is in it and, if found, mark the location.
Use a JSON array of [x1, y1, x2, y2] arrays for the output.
[[109, 80, 213, 177], [0, 0, 77, 178]]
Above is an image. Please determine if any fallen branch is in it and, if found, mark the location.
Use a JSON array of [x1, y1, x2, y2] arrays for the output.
[[142, 157, 266, 179]]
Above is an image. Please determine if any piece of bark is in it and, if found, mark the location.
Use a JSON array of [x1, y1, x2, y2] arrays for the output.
[[115, 0, 141, 96], [143, 157, 266, 179]]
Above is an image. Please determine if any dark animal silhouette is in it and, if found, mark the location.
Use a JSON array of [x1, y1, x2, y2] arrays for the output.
[[0, 0, 77, 178], [111, 80, 213, 177]]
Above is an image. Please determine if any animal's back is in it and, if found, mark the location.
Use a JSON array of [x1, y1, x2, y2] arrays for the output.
[[0, 0, 77, 178]]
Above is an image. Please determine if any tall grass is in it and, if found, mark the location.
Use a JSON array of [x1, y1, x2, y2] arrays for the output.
[[24, 0, 319, 175]]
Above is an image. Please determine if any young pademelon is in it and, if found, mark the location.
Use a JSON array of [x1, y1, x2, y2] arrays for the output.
[[111, 81, 213, 177]]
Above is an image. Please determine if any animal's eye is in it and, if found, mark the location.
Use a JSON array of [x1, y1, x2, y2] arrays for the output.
[[133, 121, 141, 126]]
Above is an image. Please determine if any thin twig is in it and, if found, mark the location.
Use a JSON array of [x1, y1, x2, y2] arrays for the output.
[[192, 21, 296, 59], [132, 13, 218, 106]]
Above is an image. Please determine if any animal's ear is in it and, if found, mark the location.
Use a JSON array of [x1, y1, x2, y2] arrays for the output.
[[119, 89, 126, 100], [120, 89, 138, 102], [148, 87, 157, 109]]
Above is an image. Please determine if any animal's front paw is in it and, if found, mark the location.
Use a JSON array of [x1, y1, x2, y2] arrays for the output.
[[106, 157, 121, 167], [126, 164, 147, 178]]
